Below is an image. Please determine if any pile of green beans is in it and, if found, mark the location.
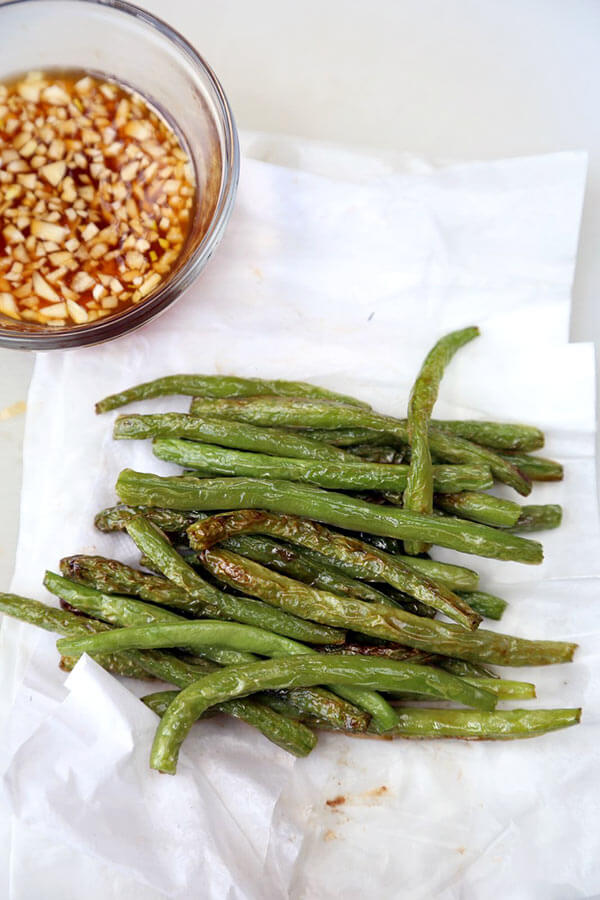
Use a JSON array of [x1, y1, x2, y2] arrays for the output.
[[0, 332, 578, 777]]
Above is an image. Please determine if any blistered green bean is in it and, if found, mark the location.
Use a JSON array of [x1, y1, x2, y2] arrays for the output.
[[188, 397, 532, 495], [116, 470, 543, 564], [150, 655, 498, 773], [187, 510, 481, 629], [96, 374, 369, 414]]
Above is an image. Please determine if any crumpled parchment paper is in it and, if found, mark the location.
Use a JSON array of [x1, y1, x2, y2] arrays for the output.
[[0, 144, 597, 899]]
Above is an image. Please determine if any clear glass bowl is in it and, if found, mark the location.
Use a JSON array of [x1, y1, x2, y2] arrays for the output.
[[0, 0, 239, 349]]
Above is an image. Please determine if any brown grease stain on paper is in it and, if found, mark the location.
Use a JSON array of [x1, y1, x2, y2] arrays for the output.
[[325, 784, 389, 810]]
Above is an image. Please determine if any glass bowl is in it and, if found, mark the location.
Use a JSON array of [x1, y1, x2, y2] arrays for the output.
[[0, 0, 239, 349]]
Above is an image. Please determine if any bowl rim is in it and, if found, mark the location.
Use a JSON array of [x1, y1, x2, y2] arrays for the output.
[[0, 0, 240, 350]]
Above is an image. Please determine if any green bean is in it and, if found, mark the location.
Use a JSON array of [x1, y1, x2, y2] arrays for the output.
[[152, 438, 494, 494], [320, 646, 497, 678], [433, 492, 522, 528], [48, 569, 362, 726], [132, 656, 316, 757], [46, 572, 359, 736], [499, 452, 563, 482], [95, 505, 198, 534], [0, 590, 109, 636], [433, 657, 498, 679], [463, 677, 534, 699], [95, 505, 481, 593], [144, 677, 531, 722], [44, 572, 258, 667], [57, 620, 319, 660], [457, 590, 507, 621], [60, 554, 342, 646], [295, 422, 545, 453], [188, 397, 531, 495], [505, 504, 563, 533], [256, 687, 370, 729], [388, 676, 536, 702], [150, 656, 497, 773], [219, 536, 396, 603], [180, 536, 433, 617], [198, 547, 575, 666], [96, 374, 369, 414], [150, 651, 363, 737], [384, 707, 580, 739], [187, 510, 481, 629], [95, 503, 449, 595], [0, 591, 141, 677], [0, 592, 317, 753], [143, 687, 367, 733], [345, 445, 407, 464], [433, 421, 544, 451], [97, 505, 423, 613], [94, 507, 396, 604], [394, 555, 479, 591], [116, 470, 542, 564], [125, 516, 393, 728], [296, 427, 394, 447], [318, 643, 433, 662], [114, 413, 353, 462], [404, 326, 480, 554], [58, 618, 398, 732]]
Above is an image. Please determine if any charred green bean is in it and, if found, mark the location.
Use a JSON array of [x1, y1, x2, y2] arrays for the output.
[[116, 470, 543, 564], [150, 655, 498, 773], [404, 326, 480, 554], [152, 438, 494, 494], [187, 510, 481, 629], [96, 374, 369, 414], [188, 397, 531, 495], [197, 547, 575, 666]]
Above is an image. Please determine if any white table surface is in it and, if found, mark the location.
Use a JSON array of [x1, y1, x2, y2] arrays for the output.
[[1, 0, 599, 590]]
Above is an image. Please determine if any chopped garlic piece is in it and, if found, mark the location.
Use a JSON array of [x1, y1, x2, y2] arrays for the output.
[[66, 298, 88, 323], [0, 292, 20, 319], [31, 219, 67, 243], [42, 301, 68, 318], [39, 160, 67, 186], [32, 271, 61, 302]]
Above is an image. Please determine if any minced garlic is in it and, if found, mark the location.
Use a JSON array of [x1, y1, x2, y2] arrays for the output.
[[0, 70, 195, 328]]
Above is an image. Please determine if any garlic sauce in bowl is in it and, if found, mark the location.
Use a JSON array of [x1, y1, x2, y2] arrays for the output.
[[0, 0, 239, 349]]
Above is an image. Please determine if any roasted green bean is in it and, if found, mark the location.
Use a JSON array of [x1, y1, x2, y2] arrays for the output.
[[198, 547, 575, 666], [60, 554, 343, 645], [114, 413, 352, 462], [152, 438, 495, 494], [505, 504, 563, 533], [125, 516, 394, 728], [295, 422, 545, 453], [498, 452, 563, 482], [96, 374, 370, 414], [45, 571, 258, 667], [188, 397, 531, 495], [187, 510, 482, 629], [149, 655, 498, 773], [116, 470, 543, 564], [48, 572, 365, 736], [384, 707, 580, 739], [58, 618, 398, 733], [433, 492, 522, 528], [457, 590, 507, 621], [0, 591, 314, 754], [404, 326, 480, 554]]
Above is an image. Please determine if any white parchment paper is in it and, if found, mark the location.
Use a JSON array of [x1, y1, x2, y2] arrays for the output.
[[1, 146, 598, 899]]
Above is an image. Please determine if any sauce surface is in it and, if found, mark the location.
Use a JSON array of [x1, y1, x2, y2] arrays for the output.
[[0, 69, 195, 327]]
